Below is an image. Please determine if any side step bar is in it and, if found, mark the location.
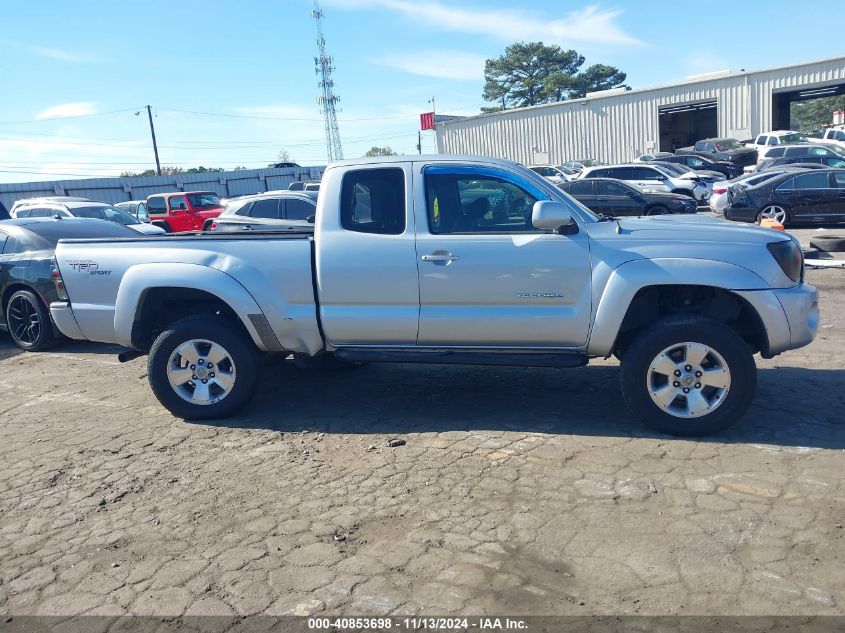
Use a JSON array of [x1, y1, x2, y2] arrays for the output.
[[335, 348, 589, 368]]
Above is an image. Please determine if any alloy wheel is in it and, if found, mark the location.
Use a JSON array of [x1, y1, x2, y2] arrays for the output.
[[647, 342, 731, 419], [8, 295, 41, 346], [166, 339, 237, 405]]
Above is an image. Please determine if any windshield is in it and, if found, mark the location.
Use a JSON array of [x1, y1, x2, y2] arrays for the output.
[[656, 162, 688, 175], [187, 193, 221, 207], [555, 165, 576, 175], [72, 205, 140, 225], [779, 132, 806, 144], [715, 139, 742, 150]]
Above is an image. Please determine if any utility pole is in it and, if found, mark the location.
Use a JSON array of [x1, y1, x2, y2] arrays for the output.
[[145, 105, 161, 176], [428, 97, 438, 154], [417, 131, 422, 155]]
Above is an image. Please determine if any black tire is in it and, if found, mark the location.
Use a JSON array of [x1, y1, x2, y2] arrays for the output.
[[619, 316, 756, 436], [644, 205, 669, 216], [802, 247, 820, 260], [810, 235, 845, 253], [152, 221, 172, 233], [294, 353, 366, 371], [201, 220, 214, 232], [148, 316, 259, 420], [5, 289, 57, 351]]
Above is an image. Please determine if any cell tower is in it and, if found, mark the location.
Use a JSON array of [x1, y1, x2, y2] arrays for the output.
[[313, 1, 343, 162]]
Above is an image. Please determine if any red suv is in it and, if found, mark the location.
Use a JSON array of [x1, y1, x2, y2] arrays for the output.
[[146, 191, 224, 232]]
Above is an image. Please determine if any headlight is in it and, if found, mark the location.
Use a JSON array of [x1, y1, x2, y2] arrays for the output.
[[767, 240, 803, 283]]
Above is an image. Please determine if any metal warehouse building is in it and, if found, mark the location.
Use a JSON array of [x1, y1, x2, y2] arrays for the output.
[[435, 55, 845, 166]]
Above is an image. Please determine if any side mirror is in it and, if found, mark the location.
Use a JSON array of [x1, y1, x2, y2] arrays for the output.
[[532, 200, 574, 232], [306, 214, 316, 224], [179, 203, 187, 210]]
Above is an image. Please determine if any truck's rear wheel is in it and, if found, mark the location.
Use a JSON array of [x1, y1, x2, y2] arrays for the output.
[[148, 316, 258, 419], [619, 316, 756, 436]]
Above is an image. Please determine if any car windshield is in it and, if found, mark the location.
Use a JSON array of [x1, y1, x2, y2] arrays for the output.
[[73, 206, 141, 225], [187, 193, 221, 207], [555, 165, 576, 175], [779, 133, 806, 144], [656, 162, 688, 175], [715, 139, 742, 150]]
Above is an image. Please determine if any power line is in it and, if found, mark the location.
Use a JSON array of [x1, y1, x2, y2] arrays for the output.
[[0, 107, 143, 126]]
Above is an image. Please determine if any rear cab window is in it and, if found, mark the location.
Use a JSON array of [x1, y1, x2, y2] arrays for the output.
[[147, 196, 166, 215], [340, 168, 405, 235]]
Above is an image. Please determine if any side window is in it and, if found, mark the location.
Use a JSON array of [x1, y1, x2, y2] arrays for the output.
[[424, 169, 543, 234], [767, 137, 778, 145], [568, 180, 594, 196], [340, 168, 405, 235], [835, 131, 845, 141], [830, 158, 845, 168], [16, 208, 31, 218], [793, 172, 832, 189], [776, 178, 794, 192], [169, 195, 187, 211], [28, 207, 54, 218], [809, 147, 831, 156], [73, 207, 106, 219], [231, 201, 253, 216], [597, 181, 630, 196], [632, 167, 661, 180], [137, 202, 149, 221], [0, 234, 6, 252], [755, 136, 766, 145], [3, 236, 24, 254], [688, 157, 705, 168], [768, 148, 785, 158], [249, 198, 281, 219], [147, 196, 166, 214], [285, 198, 315, 221], [832, 172, 845, 188]]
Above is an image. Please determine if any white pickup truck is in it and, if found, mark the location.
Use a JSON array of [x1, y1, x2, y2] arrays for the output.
[[807, 127, 845, 151], [50, 155, 819, 436]]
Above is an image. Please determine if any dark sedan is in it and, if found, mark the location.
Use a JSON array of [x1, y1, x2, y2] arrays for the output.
[[723, 168, 845, 225], [0, 218, 136, 350], [658, 153, 739, 178], [757, 155, 845, 171], [559, 178, 698, 216]]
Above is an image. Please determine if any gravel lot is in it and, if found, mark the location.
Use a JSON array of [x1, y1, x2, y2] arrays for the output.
[[0, 253, 843, 617]]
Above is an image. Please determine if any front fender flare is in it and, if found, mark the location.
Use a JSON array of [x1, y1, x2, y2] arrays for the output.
[[587, 258, 771, 357], [113, 263, 277, 350]]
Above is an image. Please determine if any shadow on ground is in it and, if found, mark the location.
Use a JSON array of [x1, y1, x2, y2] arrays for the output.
[[194, 360, 845, 450]]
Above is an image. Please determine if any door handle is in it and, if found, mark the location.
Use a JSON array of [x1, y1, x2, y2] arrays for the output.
[[420, 251, 459, 265], [241, 225, 253, 230]]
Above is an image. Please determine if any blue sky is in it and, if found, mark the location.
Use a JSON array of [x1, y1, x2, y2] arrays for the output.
[[0, 0, 842, 182]]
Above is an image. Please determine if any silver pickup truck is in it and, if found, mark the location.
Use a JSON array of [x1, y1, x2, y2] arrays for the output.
[[50, 155, 819, 436]]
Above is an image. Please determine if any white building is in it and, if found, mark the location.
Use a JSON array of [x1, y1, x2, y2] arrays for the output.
[[435, 56, 845, 165]]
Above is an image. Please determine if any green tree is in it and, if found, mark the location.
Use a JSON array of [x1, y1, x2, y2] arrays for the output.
[[482, 42, 626, 110], [790, 95, 845, 132], [364, 146, 397, 157], [277, 150, 294, 163]]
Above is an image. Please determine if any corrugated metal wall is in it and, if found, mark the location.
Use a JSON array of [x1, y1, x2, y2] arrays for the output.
[[0, 166, 325, 209], [436, 57, 845, 165]]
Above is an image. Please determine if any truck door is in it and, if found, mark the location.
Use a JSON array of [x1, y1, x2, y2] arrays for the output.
[[168, 195, 200, 231], [413, 164, 592, 347], [315, 165, 420, 345]]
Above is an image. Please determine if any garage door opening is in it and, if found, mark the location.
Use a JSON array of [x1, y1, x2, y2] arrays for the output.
[[772, 83, 845, 132], [659, 101, 718, 152]]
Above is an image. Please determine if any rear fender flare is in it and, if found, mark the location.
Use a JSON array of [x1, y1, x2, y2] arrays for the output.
[[113, 263, 272, 350], [587, 258, 770, 356]]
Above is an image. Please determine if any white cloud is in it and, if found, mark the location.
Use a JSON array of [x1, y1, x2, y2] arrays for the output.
[[32, 47, 99, 63], [35, 102, 97, 120], [325, 1, 641, 46], [683, 52, 731, 77], [370, 50, 486, 80]]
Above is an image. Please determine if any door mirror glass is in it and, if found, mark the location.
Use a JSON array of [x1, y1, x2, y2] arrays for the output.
[[532, 201, 573, 231], [306, 214, 316, 224]]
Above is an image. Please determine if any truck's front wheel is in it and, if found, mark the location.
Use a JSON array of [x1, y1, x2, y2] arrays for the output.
[[148, 316, 258, 420], [620, 316, 756, 436]]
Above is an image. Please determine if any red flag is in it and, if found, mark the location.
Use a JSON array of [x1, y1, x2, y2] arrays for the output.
[[420, 112, 435, 131]]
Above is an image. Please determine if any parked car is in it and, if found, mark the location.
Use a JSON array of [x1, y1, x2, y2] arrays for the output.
[[757, 155, 845, 171], [745, 130, 807, 157], [115, 200, 150, 223], [579, 163, 711, 203], [658, 153, 739, 178], [651, 161, 726, 185], [751, 143, 845, 171], [0, 218, 137, 350], [146, 191, 224, 233], [634, 152, 674, 163], [529, 165, 577, 186], [723, 168, 845, 225], [209, 191, 318, 232], [12, 199, 165, 235], [51, 155, 818, 436], [709, 170, 799, 214], [0, 199, 9, 220], [268, 162, 301, 169], [561, 161, 586, 173], [807, 126, 845, 151], [676, 138, 758, 171], [10, 196, 91, 215], [559, 178, 698, 216]]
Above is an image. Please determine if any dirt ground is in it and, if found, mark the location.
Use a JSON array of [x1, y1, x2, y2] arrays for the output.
[[0, 266, 843, 618]]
